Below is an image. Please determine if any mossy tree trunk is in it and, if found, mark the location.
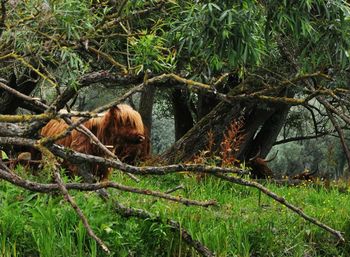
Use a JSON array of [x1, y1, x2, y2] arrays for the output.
[[162, 98, 290, 164]]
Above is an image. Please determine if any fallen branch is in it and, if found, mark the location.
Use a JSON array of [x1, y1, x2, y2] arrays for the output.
[[0, 135, 344, 242], [0, 161, 216, 255], [53, 170, 111, 254], [215, 173, 345, 242], [0, 135, 346, 252], [0, 136, 246, 176], [112, 199, 215, 257], [0, 167, 216, 207], [0, 81, 48, 112]]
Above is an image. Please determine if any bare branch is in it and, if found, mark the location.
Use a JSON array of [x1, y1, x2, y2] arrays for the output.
[[53, 170, 111, 254], [274, 132, 331, 145], [0, 121, 45, 137], [0, 135, 345, 247], [112, 200, 215, 257], [215, 173, 345, 242], [326, 110, 350, 176], [0, 137, 245, 176], [0, 81, 48, 112], [0, 167, 216, 207]]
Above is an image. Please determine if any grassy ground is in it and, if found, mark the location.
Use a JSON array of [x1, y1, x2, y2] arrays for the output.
[[1, 169, 350, 256]]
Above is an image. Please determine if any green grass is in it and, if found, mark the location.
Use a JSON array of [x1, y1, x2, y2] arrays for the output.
[[1, 171, 350, 256]]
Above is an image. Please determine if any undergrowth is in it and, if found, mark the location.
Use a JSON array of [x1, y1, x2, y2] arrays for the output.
[[1, 119, 349, 256], [1, 170, 350, 257]]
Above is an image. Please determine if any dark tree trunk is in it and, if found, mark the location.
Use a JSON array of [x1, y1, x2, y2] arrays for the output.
[[161, 71, 291, 164], [245, 103, 290, 158], [236, 102, 290, 160], [171, 88, 194, 141], [161, 101, 245, 163], [139, 84, 156, 135], [197, 92, 219, 120], [0, 71, 39, 114], [197, 73, 240, 120], [161, 99, 290, 164]]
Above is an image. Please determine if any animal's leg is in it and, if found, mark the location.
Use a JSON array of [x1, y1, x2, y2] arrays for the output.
[[98, 165, 112, 182], [77, 162, 97, 183]]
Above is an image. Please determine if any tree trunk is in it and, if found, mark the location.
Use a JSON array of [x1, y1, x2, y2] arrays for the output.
[[197, 92, 219, 120], [161, 101, 245, 163], [139, 84, 156, 135], [171, 88, 194, 141], [0, 71, 39, 114], [162, 99, 290, 164], [237, 102, 291, 159]]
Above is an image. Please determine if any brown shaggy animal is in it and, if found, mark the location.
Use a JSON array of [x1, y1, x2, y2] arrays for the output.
[[41, 104, 149, 181]]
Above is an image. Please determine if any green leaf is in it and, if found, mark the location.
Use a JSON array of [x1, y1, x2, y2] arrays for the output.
[[1, 150, 9, 160]]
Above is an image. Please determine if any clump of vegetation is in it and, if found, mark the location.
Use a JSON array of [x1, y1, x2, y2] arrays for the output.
[[193, 117, 245, 168], [1, 170, 350, 256]]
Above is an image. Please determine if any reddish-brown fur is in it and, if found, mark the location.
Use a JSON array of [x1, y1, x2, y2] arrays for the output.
[[115, 126, 151, 164], [41, 104, 149, 180], [248, 157, 274, 179]]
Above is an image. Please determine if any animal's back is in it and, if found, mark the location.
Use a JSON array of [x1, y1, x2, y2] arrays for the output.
[[41, 119, 72, 146]]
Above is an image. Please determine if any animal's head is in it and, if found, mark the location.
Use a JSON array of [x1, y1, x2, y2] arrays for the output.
[[115, 127, 151, 164], [98, 104, 145, 147]]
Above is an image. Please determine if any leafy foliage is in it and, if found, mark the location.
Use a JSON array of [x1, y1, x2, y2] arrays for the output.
[[171, 1, 266, 73], [1, 173, 350, 256]]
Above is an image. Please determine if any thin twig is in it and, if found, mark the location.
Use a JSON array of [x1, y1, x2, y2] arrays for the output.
[[165, 184, 185, 194], [326, 109, 350, 176], [112, 199, 216, 257], [0, 167, 216, 207], [53, 170, 111, 254], [214, 173, 345, 242]]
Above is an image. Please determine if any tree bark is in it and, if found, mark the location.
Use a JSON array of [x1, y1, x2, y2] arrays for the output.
[[197, 92, 219, 120], [0, 71, 39, 114], [171, 88, 194, 141], [162, 99, 290, 164], [0, 122, 44, 138], [161, 101, 245, 163], [237, 102, 291, 159], [139, 84, 156, 135]]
